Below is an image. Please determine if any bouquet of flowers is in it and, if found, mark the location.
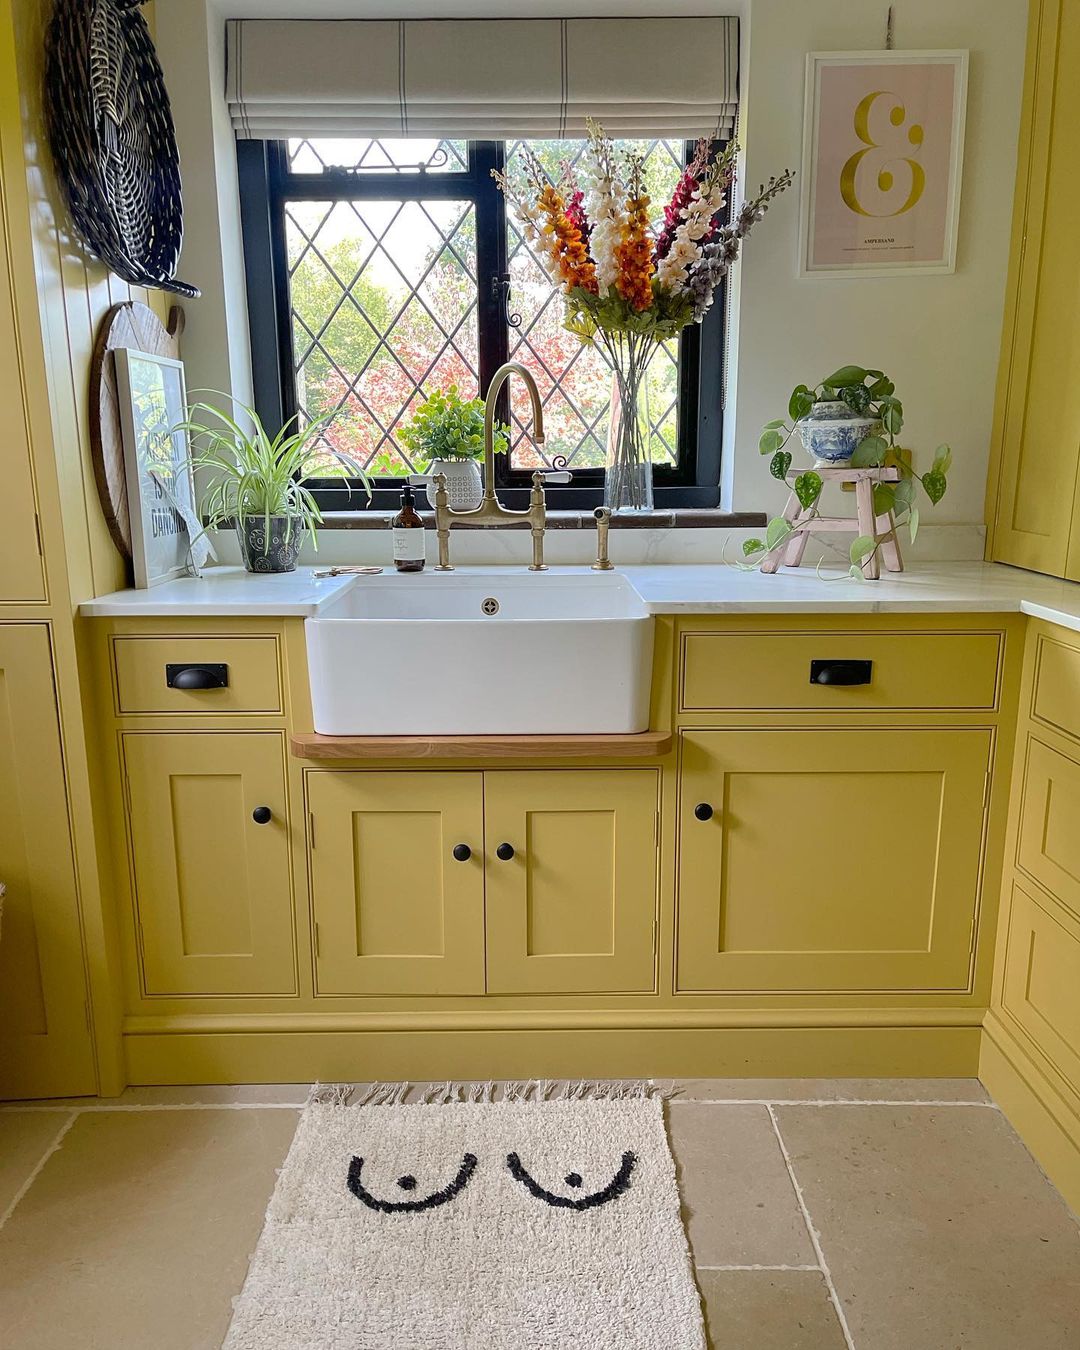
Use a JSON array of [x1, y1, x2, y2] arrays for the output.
[[495, 121, 792, 510]]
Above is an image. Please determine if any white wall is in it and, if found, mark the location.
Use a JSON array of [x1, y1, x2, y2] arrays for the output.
[[735, 0, 1027, 525], [162, 0, 1028, 538]]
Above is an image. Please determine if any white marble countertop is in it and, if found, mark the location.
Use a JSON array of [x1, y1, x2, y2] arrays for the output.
[[79, 566, 357, 617], [80, 561, 1080, 635]]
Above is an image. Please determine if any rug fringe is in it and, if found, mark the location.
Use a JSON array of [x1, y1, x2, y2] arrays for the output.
[[311, 1078, 667, 1106], [306, 1082, 354, 1106]]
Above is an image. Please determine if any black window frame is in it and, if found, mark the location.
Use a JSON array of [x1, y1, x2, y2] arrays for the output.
[[237, 138, 727, 511]]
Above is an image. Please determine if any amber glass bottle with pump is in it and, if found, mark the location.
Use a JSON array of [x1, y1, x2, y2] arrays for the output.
[[391, 483, 426, 572]]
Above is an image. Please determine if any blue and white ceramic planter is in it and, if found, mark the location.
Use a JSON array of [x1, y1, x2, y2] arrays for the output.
[[797, 400, 881, 467]]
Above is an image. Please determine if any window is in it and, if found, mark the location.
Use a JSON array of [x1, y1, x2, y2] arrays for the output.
[[238, 136, 727, 509]]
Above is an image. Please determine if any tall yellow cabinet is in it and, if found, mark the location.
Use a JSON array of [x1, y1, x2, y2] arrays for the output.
[[0, 0, 171, 1097], [987, 0, 1080, 578]]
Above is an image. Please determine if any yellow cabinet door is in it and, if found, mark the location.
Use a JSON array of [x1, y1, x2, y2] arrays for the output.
[[677, 729, 991, 994], [122, 732, 295, 996], [0, 625, 93, 1097], [484, 770, 659, 995], [308, 771, 485, 995], [991, 0, 1080, 577]]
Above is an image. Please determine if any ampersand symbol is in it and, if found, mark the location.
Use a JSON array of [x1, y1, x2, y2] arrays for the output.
[[840, 90, 926, 218]]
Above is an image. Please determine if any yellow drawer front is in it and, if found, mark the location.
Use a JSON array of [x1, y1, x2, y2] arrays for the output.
[[1032, 631, 1080, 746], [677, 727, 991, 993], [680, 631, 1001, 712], [1017, 737, 1080, 920], [113, 636, 283, 715], [1001, 883, 1080, 1095]]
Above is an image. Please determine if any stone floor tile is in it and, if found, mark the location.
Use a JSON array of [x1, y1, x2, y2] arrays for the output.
[[667, 1102, 815, 1267], [697, 1268, 848, 1350], [665, 1077, 990, 1104], [0, 1111, 73, 1215], [0, 1107, 298, 1350], [774, 1103, 1080, 1350]]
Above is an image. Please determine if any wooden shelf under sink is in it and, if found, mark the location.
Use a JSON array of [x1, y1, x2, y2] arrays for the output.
[[290, 731, 672, 760]]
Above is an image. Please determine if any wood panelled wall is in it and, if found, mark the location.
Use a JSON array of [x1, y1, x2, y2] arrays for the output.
[[11, 0, 168, 603]]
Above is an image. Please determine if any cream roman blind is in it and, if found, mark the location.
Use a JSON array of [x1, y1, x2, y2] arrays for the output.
[[225, 17, 739, 141]]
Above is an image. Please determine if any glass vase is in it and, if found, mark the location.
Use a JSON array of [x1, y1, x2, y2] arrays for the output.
[[601, 332, 659, 514]]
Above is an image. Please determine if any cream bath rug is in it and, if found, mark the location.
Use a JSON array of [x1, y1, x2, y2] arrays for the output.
[[224, 1083, 706, 1350]]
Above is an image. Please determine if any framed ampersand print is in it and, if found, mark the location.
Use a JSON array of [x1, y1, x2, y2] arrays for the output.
[[798, 51, 968, 277]]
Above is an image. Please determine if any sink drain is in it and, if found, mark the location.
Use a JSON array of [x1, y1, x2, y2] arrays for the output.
[[481, 596, 500, 616]]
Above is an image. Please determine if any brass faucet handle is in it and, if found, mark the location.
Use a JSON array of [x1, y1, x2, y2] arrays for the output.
[[532, 469, 571, 485], [592, 506, 614, 571]]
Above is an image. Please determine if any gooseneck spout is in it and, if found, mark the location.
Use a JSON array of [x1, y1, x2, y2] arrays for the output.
[[482, 361, 545, 502], [432, 361, 566, 572]]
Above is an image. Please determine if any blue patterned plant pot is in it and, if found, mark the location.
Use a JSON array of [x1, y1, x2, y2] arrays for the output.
[[797, 400, 881, 467], [237, 516, 305, 573]]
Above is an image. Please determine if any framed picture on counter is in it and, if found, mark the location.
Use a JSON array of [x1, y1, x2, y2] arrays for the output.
[[798, 50, 968, 277], [114, 346, 199, 588]]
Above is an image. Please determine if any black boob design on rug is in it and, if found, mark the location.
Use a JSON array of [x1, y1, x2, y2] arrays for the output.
[[505, 1151, 637, 1210], [347, 1153, 478, 1213]]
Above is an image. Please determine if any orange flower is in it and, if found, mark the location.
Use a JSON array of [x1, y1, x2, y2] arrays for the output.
[[615, 190, 654, 311], [538, 183, 599, 295]]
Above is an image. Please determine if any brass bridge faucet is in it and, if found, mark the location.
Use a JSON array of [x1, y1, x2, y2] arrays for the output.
[[433, 361, 570, 572]]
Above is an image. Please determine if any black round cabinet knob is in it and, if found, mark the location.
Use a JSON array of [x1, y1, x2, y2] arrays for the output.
[[496, 842, 516, 861], [694, 802, 714, 821], [252, 806, 273, 825], [452, 843, 472, 862]]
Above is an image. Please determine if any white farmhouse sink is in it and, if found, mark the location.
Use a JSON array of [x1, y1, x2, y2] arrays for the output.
[[306, 571, 654, 735]]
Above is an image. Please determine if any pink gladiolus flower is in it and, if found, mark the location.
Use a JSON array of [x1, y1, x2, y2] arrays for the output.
[[654, 139, 710, 263]]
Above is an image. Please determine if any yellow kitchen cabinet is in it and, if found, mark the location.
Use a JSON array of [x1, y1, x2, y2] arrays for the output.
[[121, 732, 295, 996], [308, 771, 486, 996], [484, 770, 659, 995], [999, 881, 1080, 1095], [1016, 736, 1080, 919], [988, 0, 1080, 578], [0, 625, 93, 1097], [677, 728, 992, 994]]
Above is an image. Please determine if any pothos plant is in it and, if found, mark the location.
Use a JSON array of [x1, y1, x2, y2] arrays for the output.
[[746, 365, 953, 578]]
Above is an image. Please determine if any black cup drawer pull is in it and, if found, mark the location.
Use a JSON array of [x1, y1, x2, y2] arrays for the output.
[[166, 663, 229, 690], [810, 659, 872, 687]]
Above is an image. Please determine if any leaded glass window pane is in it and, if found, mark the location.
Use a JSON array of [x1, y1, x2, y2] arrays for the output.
[[284, 197, 478, 476], [287, 138, 468, 174]]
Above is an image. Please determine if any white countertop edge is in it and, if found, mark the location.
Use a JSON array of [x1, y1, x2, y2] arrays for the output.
[[1018, 600, 1080, 636], [77, 562, 1080, 636]]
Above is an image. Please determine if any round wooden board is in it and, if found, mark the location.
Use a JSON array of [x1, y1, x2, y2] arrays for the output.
[[89, 301, 185, 557]]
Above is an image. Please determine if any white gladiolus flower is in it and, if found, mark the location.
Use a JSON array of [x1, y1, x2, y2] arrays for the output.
[[580, 135, 627, 294], [655, 181, 728, 293]]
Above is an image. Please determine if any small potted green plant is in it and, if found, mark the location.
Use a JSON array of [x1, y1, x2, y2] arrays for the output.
[[759, 366, 902, 470], [177, 398, 367, 573], [398, 385, 510, 510], [748, 365, 952, 577]]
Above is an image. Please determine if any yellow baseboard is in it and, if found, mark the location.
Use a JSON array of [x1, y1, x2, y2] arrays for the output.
[[980, 1014, 1080, 1214], [121, 1023, 982, 1088]]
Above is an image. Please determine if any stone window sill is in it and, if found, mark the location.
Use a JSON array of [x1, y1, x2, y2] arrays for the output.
[[303, 509, 766, 531]]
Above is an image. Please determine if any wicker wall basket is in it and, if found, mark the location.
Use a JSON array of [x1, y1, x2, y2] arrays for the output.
[[44, 0, 200, 298]]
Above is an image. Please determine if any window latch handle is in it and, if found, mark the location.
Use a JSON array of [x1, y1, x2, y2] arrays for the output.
[[492, 272, 522, 330]]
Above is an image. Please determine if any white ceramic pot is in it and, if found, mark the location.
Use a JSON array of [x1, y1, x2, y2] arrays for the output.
[[424, 458, 483, 511]]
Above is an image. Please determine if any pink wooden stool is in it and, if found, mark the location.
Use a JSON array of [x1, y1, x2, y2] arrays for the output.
[[760, 466, 904, 580]]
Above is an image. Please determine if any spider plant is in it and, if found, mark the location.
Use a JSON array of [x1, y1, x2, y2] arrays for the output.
[[174, 398, 368, 565]]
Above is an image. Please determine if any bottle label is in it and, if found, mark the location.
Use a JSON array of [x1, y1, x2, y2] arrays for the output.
[[392, 528, 425, 562]]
